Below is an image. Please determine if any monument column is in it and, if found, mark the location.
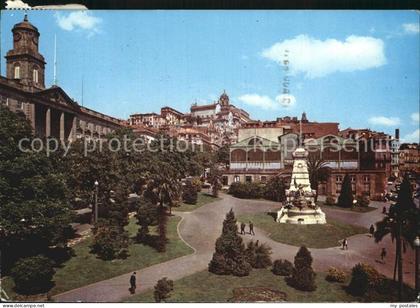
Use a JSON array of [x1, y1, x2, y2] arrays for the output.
[[45, 107, 51, 137], [60, 112, 65, 141]]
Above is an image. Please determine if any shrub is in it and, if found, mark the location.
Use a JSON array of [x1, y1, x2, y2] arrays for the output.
[[90, 222, 129, 260], [356, 194, 370, 207], [154, 277, 174, 303], [325, 267, 346, 283], [264, 176, 286, 202], [272, 259, 294, 276], [287, 246, 316, 291], [208, 209, 251, 276], [228, 182, 264, 199], [245, 240, 272, 269], [191, 177, 202, 192], [348, 263, 384, 296], [325, 195, 335, 205], [182, 181, 198, 204], [11, 255, 55, 294]]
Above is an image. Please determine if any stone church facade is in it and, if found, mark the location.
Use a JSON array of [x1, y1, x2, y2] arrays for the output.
[[0, 15, 125, 141]]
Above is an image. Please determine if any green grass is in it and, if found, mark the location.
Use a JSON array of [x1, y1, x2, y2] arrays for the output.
[[175, 192, 220, 212], [237, 213, 368, 248], [123, 269, 358, 302], [319, 202, 377, 213], [2, 215, 193, 300]]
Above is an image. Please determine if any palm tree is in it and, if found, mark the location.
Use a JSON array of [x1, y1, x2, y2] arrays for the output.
[[307, 152, 330, 201], [374, 174, 417, 301]]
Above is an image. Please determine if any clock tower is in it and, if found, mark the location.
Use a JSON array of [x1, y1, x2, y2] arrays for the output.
[[5, 15, 46, 89]]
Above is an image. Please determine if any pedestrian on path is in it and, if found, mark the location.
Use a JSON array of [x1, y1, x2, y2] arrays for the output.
[[129, 272, 136, 294], [249, 221, 255, 235], [240, 222, 246, 235], [380, 248, 387, 262], [369, 224, 375, 237], [382, 206, 387, 214], [342, 238, 348, 250]]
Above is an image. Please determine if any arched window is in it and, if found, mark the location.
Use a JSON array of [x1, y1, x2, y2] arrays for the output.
[[33, 69, 39, 83], [14, 66, 20, 79]]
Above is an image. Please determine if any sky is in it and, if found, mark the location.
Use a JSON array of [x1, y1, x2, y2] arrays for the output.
[[1, 10, 419, 142]]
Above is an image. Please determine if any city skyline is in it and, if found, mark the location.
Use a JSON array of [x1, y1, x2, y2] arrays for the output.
[[1, 10, 419, 142]]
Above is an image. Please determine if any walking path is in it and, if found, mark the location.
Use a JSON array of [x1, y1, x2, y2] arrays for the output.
[[54, 194, 415, 302]]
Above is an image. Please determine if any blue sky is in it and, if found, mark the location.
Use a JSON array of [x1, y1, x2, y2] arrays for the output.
[[1, 10, 419, 142]]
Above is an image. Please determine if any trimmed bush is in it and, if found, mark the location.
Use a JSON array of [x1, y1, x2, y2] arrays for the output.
[[325, 195, 336, 205], [90, 222, 129, 260], [154, 277, 174, 303], [337, 174, 353, 208], [228, 182, 264, 199], [347, 263, 384, 296], [325, 267, 346, 283], [272, 259, 294, 276], [287, 246, 317, 291], [245, 240, 272, 269], [356, 194, 370, 207], [264, 176, 286, 202], [182, 181, 198, 205], [11, 255, 55, 294]]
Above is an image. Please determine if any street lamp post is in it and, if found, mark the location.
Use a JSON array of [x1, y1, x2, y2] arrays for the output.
[[94, 180, 99, 224], [414, 236, 420, 294]]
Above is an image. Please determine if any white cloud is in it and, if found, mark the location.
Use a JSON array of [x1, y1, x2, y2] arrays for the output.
[[5, 0, 30, 8], [410, 112, 419, 123], [403, 23, 420, 34], [55, 11, 101, 36], [261, 35, 386, 78], [368, 116, 400, 126], [402, 129, 420, 143], [238, 93, 296, 110]]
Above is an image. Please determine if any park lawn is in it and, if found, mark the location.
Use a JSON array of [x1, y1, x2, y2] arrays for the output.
[[175, 192, 220, 212], [318, 202, 377, 213], [2, 215, 193, 300], [123, 269, 358, 302], [237, 213, 368, 248]]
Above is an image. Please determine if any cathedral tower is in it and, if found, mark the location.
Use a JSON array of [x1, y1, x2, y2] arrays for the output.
[[5, 15, 46, 89]]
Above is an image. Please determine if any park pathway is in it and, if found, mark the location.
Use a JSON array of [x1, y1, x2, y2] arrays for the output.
[[54, 193, 415, 302]]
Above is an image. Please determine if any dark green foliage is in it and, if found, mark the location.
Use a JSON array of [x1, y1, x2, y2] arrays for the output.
[[182, 181, 198, 205], [347, 263, 382, 296], [325, 267, 346, 283], [215, 144, 230, 168], [228, 182, 264, 199], [154, 277, 174, 303], [136, 196, 158, 243], [287, 246, 316, 291], [325, 195, 336, 205], [11, 255, 55, 294], [208, 209, 251, 276], [156, 204, 168, 253], [337, 174, 353, 208], [272, 259, 294, 276], [245, 240, 272, 269], [264, 176, 286, 202], [0, 106, 73, 273], [209, 166, 222, 197], [89, 221, 129, 260], [356, 193, 370, 207]]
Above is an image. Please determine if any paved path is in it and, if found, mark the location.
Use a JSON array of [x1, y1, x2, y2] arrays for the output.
[[54, 194, 415, 302]]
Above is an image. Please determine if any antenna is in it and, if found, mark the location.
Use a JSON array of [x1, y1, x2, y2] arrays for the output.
[[53, 34, 57, 85]]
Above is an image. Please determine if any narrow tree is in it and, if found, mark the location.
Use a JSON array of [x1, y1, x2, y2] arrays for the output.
[[208, 209, 251, 276], [208, 166, 222, 197], [337, 174, 353, 208], [182, 181, 198, 204], [288, 246, 316, 291]]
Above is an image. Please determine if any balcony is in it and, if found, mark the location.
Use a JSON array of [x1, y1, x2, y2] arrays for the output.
[[230, 161, 281, 170]]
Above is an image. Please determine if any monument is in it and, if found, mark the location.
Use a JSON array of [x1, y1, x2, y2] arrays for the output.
[[276, 147, 326, 224]]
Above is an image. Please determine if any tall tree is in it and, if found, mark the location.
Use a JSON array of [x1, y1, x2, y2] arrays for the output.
[[208, 166, 222, 197], [337, 174, 353, 208], [288, 246, 316, 291], [374, 174, 418, 301]]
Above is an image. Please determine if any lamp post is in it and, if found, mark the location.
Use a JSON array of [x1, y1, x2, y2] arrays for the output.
[[94, 180, 99, 224], [414, 236, 420, 293]]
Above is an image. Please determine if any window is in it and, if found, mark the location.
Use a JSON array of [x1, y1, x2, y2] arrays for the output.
[[33, 69, 38, 83], [234, 175, 240, 183], [245, 176, 252, 183], [14, 66, 20, 79]]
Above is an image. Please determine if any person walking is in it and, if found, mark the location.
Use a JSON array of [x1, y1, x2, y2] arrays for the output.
[[240, 222, 246, 235], [380, 248, 387, 262], [129, 272, 137, 294], [382, 206, 387, 214], [342, 238, 348, 250], [369, 224, 375, 237], [249, 221, 255, 236]]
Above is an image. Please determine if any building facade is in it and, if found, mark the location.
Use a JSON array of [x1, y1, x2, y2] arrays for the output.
[[0, 16, 124, 141], [399, 143, 420, 174]]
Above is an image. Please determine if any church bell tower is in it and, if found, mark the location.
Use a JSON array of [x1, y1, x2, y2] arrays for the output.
[[5, 14, 46, 89]]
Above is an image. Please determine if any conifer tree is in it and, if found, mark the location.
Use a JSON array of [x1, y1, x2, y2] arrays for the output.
[[208, 209, 251, 276], [288, 246, 317, 291], [337, 174, 353, 208]]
